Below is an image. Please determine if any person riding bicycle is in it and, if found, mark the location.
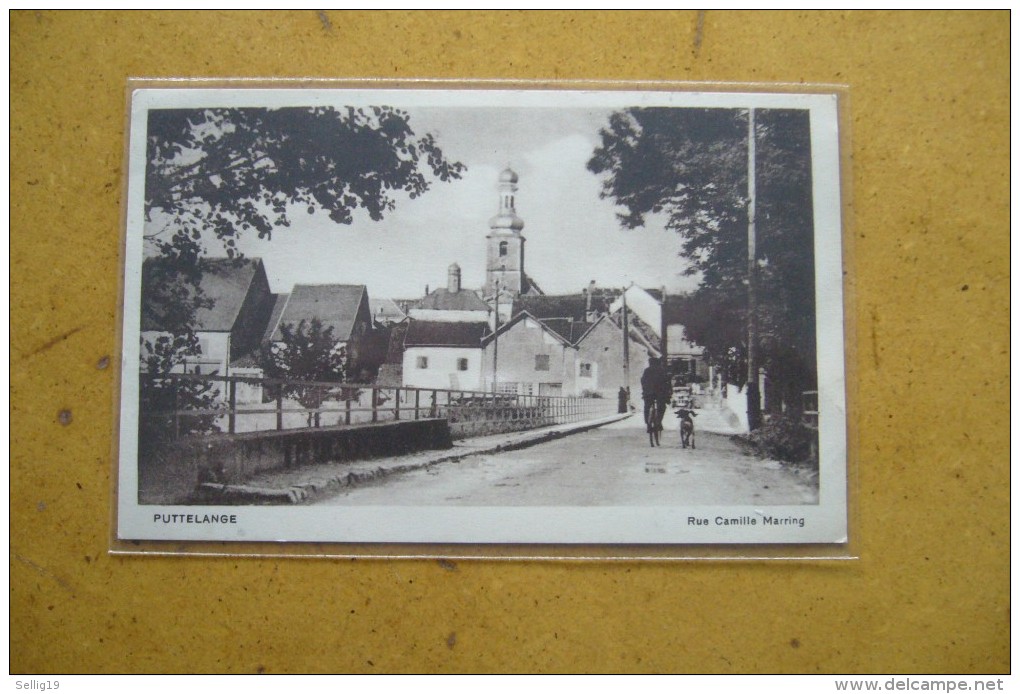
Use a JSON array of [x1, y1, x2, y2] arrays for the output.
[[640, 357, 672, 433]]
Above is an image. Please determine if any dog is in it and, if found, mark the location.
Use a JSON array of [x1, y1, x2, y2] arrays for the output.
[[676, 407, 697, 449]]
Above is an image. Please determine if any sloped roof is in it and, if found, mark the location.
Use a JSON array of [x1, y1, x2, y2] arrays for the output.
[[521, 272, 544, 296], [271, 284, 367, 342], [418, 288, 491, 312], [512, 290, 617, 321], [370, 297, 408, 322], [483, 311, 573, 348], [612, 287, 689, 324], [261, 293, 290, 344], [540, 318, 595, 346], [607, 311, 662, 358], [404, 320, 489, 348], [141, 257, 264, 333], [512, 294, 588, 321]]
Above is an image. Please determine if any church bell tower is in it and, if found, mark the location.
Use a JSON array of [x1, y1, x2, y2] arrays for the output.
[[484, 167, 526, 297]]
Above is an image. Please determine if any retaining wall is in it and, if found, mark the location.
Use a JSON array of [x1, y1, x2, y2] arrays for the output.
[[138, 419, 452, 504]]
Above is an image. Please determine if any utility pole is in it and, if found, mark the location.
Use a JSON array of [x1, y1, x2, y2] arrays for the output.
[[660, 285, 668, 372], [622, 288, 631, 406], [746, 107, 762, 431], [491, 279, 500, 392]]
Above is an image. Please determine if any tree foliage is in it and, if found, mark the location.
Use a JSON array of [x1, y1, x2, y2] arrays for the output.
[[145, 106, 466, 267], [588, 108, 816, 408], [138, 333, 223, 446], [141, 104, 463, 366], [261, 319, 349, 426]]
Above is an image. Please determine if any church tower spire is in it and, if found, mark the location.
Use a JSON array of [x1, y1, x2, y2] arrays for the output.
[[485, 167, 526, 297]]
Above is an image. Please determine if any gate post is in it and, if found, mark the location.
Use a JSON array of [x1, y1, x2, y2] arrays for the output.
[[276, 385, 283, 431], [228, 377, 236, 434]]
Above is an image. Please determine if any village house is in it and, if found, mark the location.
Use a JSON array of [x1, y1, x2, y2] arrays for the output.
[[477, 311, 658, 399], [140, 257, 275, 380], [574, 314, 657, 399], [408, 263, 493, 324], [266, 283, 376, 380], [609, 285, 710, 387], [481, 312, 578, 397], [401, 320, 489, 392]]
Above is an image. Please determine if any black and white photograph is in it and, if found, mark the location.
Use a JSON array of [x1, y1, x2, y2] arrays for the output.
[[117, 86, 848, 546]]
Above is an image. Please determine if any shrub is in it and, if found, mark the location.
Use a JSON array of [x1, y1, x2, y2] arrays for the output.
[[745, 413, 817, 465]]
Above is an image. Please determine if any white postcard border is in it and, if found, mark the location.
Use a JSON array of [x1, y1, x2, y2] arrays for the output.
[[116, 86, 848, 548]]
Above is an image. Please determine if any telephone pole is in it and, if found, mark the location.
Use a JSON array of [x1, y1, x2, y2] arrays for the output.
[[491, 279, 500, 392], [622, 288, 631, 405], [746, 107, 762, 431]]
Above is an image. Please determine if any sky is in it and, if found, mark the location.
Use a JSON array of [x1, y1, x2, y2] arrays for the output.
[[204, 105, 700, 298]]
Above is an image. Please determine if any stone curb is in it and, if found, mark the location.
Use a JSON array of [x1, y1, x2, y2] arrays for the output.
[[197, 413, 632, 505]]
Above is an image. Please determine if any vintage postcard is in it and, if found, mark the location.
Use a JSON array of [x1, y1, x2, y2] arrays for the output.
[[116, 84, 848, 547]]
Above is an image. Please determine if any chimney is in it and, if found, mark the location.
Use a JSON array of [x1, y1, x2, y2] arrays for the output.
[[585, 280, 596, 320], [448, 263, 462, 293]]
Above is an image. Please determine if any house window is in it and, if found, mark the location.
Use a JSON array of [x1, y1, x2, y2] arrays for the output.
[[579, 362, 593, 378], [457, 358, 469, 371], [535, 354, 550, 371], [416, 356, 428, 369], [496, 382, 519, 395], [499, 241, 508, 257]]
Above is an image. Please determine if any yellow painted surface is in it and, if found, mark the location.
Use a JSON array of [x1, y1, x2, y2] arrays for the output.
[[10, 11, 1008, 673]]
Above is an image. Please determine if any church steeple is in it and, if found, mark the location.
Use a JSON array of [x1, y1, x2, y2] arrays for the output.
[[485, 168, 526, 297], [489, 167, 525, 232]]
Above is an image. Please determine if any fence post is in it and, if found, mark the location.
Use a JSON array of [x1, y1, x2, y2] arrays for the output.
[[276, 385, 283, 431], [371, 387, 379, 423], [228, 377, 236, 434], [414, 389, 420, 420], [431, 391, 438, 418], [345, 395, 352, 425], [394, 388, 400, 421]]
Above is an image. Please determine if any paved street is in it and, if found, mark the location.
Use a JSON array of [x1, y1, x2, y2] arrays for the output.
[[315, 411, 818, 507]]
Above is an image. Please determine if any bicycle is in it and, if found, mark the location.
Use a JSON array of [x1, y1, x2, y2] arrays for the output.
[[645, 399, 663, 448]]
